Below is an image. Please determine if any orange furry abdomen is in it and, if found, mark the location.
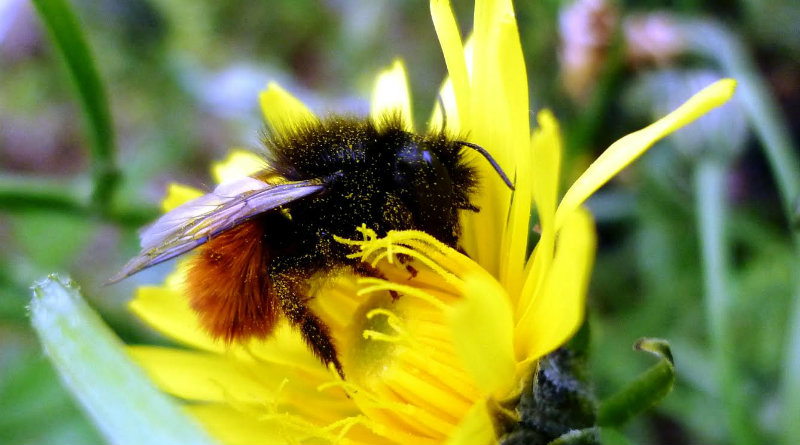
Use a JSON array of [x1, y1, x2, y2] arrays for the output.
[[185, 220, 278, 342]]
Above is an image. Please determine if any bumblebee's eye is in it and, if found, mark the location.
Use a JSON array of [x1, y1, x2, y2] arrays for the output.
[[393, 141, 458, 243]]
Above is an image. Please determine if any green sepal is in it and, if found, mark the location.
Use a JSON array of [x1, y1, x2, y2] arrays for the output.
[[501, 346, 598, 445]]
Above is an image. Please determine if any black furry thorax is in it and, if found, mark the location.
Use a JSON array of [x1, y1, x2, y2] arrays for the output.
[[261, 115, 479, 249]]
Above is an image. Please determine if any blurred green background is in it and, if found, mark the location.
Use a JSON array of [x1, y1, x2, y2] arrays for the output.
[[1, 0, 798, 443]]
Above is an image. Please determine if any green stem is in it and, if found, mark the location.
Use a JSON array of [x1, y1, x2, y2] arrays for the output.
[[0, 175, 86, 213], [680, 20, 800, 444], [0, 175, 157, 227], [30, 0, 119, 214], [782, 244, 800, 444], [695, 159, 757, 444]]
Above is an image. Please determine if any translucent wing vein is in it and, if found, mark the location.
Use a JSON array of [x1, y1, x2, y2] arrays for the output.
[[110, 176, 324, 282]]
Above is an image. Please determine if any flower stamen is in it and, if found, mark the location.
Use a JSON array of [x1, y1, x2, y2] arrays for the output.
[[357, 278, 449, 311], [363, 309, 416, 347]]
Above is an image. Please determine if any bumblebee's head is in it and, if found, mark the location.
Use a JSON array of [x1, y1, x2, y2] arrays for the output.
[[391, 134, 513, 247]]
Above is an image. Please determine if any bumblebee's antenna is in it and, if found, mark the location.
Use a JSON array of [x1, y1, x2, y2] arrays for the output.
[[458, 141, 515, 190]]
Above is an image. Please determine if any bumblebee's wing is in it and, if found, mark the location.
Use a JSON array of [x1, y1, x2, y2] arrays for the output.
[[109, 176, 324, 283]]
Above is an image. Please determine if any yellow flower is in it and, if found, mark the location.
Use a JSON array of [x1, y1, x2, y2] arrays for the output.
[[127, 0, 735, 443]]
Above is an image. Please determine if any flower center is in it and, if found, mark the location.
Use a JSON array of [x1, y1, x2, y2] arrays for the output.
[[310, 228, 486, 442]]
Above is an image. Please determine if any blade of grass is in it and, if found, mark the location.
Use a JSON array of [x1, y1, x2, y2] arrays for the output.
[[30, 0, 119, 212], [679, 20, 800, 444], [29, 274, 215, 445], [695, 159, 758, 444]]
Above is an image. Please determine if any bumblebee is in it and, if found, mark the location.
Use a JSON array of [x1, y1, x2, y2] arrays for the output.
[[112, 114, 513, 377]]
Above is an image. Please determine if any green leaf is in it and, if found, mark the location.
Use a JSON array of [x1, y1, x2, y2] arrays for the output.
[[30, 0, 119, 211], [597, 338, 675, 427], [29, 274, 215, 445], [0, 353, 102, 444]]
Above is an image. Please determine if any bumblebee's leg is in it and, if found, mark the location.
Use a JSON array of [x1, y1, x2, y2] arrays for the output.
[[379, 195, 420, 281], [271, 259, 345, 379]]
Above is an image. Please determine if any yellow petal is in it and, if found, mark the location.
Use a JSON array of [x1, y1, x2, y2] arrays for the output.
[[495, 8, 529, 147], [471, 0, 503, 130], [128, 260, 226, 352], [309, 275, 368, 344], [530, 110, 562, 235], [244, 324, 330, 376], [515, 208, 596, 362], [447, 275, 516, 397], [496, 9, 532, 299], [371, 59, 414, 132], [129, 345, 278, 403], [212, 149, 266, 183], [161, 183, 203, 212], [130, 342, 354, 423], [186, 405, 288, 445], [464, 0, 523, 277], [130, 263, 328, 376], [188, 404, 382, 445], [555, 78, 736, 230], [128, 280, 224, 354], [464, 1, 511, 277], [445, 401, 497, 445], [515, 111, 562, 314], [259, 82, 318, 137], [431, 0, 470, 130]]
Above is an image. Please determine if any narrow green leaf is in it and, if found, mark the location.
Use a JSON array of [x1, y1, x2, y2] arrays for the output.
[[30, 0, 119, 210], [596, 338, 675, 427], [29, 274, 215, 445], [695, 158, 758, 444]]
